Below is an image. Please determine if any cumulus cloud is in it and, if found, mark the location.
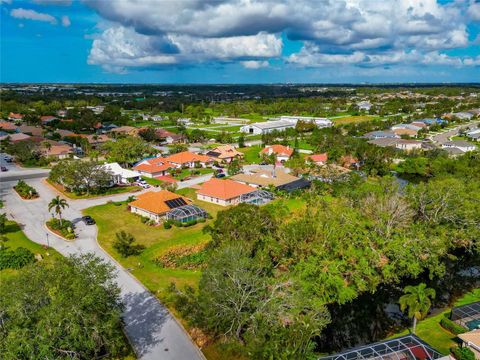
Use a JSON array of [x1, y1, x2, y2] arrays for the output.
[[88, 26, 282, 72], [10, 8, 57, 25], [468, 1, 480, 21], [241, 60, 269, 69], [61, 15, 71, 27], [83, 0, 478, 72]]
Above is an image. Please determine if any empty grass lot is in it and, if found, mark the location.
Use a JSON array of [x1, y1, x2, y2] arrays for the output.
[[388, 288, 480, 354], [46, 179, 141, 199], [333, 115, 380, 125]]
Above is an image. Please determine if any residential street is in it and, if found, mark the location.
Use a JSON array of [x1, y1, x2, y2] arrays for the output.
[[0, 177, 204, 360], [428, 121, 480, 144]]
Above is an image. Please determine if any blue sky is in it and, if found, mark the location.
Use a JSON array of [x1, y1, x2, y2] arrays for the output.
[[1, 0, 479, 83]]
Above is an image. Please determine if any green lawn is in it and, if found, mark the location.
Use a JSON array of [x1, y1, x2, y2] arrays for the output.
[[83, 199, 222, 298], [1, 220, 62, 280], [238, 145, 262, 164], [388, 288, 480, 354], [142, 176, 164, 186], [288, 139, 315, 150]]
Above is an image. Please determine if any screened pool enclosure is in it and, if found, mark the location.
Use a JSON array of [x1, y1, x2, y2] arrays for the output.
[[318, 335, 443, 360], [451, 301, 480, 330], [166, 204, 208, 223], [239, 189, 274, 205]]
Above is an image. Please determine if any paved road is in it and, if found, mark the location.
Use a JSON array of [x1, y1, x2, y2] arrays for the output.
[[429, 121, 480, 145], [0, 177, 204, 360], [0, 160, 50, 182]]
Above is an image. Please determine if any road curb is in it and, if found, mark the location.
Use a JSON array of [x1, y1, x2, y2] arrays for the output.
[[84, 211, 207, 360]]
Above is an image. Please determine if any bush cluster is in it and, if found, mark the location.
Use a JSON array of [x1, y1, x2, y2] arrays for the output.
[[451, 346, 475, 360], [47, 218, 75, 240], [440, 315, 468, 335], [14, 180, 38, 199], [0, 247, 35, 270]]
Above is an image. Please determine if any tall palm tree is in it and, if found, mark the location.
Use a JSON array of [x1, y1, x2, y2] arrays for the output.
[[48, 196, 69, 225], [399, 283, 436, 334]]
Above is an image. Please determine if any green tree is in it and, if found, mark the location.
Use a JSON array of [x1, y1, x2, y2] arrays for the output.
[[227, 159, 241, 176], [0, 254, 129, 358], [103, 136, 153, 166], [113, 230, 144, 257], [238, 135, 245, 148], [48, 196, 69, 225], [399, 283, 436, 334]]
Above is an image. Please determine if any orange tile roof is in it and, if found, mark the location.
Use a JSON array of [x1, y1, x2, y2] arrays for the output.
[[128, 190, 190, 214], [164, 151, 213, 165], [260, 144, 293, 157], [197, 178, 255, 200], [0, 121, 18, 131], [133, 161, 173, 174], [208, 145, 243, 159], [8, 112, 24, 119], [306, 153, 328, 163]]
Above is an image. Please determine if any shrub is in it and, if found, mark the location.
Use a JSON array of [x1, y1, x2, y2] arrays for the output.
[[441, 316, 468, 335], [173, 220, 183, 227], [140, 216, 149, 224], [451, 346, 475, 360], [113, 231, 144, 257], [163, 221, 172, 229], [197, 217, 206, 223], [46, 218, 75, 239], [14, 180, 38, 199], [0, 247, 35, 270]]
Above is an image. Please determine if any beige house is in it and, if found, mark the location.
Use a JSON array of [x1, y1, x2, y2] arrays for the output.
[[459, 330, 480, 359], [196, 178, 260, 206]]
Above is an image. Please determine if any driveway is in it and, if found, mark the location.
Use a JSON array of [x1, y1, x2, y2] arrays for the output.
[[0, 158, 50, 182], [0, 177, 204, 360]]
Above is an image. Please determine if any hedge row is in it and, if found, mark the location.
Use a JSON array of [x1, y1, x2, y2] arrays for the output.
[[0, 247, 35, 270], [440, 316, 468, 335]]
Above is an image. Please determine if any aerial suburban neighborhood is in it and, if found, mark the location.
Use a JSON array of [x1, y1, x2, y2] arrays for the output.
[[1, 1, 480, 360]]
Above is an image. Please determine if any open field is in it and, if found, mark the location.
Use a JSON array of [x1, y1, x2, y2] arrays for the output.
[[388, 288, 480, 354], [332, 115, 380, 125]]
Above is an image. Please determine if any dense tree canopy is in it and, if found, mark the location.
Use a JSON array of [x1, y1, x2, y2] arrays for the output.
[[0, 254, 129, 359]]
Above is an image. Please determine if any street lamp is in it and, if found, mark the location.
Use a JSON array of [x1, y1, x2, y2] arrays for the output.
[[45, 232, 49, 248]]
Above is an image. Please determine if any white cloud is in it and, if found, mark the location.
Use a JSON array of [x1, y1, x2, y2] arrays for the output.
[[83, 0, 478, 72], [61, 15, 71, 27], [241, 60, 269, 69], [10, 8, 57, 25], [88, 26, 282, 72], [468, 1, 480, 21]]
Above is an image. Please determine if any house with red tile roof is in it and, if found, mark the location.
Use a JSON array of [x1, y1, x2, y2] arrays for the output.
[[129, 190, 207, 223], [155, 128, 185, 144], [164, 151, 214, 168], [40, 144, 73, 160], [197, 178, 273, 206], [0, 132, 31, 143], [306, 153, 328, 166], [205, 145, 243, 163], [260, 144, 293, 162], [0, 121, 18, 132], [133, 157, 174, 178], [8, 112, 24, 121], [40, 115, 57, 124]]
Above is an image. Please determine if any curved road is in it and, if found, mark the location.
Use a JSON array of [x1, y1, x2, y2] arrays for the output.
[[0, 176, 204, 360]]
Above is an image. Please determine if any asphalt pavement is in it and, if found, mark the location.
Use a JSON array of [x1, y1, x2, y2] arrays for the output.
[[0, 177, 204, 360]]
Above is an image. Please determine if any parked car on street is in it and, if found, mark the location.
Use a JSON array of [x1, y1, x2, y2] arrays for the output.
[[1, 166, 7, 172]]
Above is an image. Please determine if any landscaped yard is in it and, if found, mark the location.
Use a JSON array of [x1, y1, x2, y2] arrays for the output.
[[46, 179, 142, 199], [238, 145, 262, 163], [388, 288, 480, 354], [332, 115, 380, 125], [83, 198, 224, 298]]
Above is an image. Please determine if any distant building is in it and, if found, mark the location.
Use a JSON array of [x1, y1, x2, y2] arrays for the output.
[[442, 140, 477, 153], [205, 145, 243, 163], [364, 130, 398, 140], [357, 101, 372, 111], [260, 144, 294, 163], [0, 121, 18, 131], [103, 162, 141, 184], [305, 153, 328, 166], [0, 132, 31, 143], [240, 120, 295, 135], [8, 112, 24, 122], [231, 168, 310, 191]]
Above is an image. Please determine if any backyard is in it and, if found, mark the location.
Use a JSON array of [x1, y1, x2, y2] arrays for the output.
[[388, 288, 480, 354], [332, 115, 380, 125], [238, 145, 262, 164]]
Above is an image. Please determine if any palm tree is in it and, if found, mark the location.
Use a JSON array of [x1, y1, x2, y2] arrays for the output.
[[399, 283, 436, 334], [48, 196, 69, 225]]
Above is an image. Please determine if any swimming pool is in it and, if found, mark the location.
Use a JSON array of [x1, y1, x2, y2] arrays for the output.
[[466, 319, 480, 330]]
